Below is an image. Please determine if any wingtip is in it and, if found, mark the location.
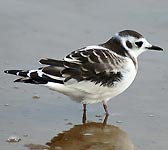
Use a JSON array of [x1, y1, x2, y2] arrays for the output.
[[39, 58, 48, 64], [14, 78, 22, 82], [4, 70, 8, 74]]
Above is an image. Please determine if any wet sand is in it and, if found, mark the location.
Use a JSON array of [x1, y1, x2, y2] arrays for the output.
[[0, 0, 168, 150]]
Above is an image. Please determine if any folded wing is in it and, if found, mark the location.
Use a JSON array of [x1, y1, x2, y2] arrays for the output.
[[5, 46, 126, 87]]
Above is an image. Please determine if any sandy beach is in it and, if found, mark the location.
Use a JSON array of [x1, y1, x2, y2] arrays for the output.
[[0, 0, 168, 149]]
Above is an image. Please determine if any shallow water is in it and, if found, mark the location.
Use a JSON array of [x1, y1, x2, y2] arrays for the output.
[[25, 115, 134, 150], [0, 0, 168, 150]]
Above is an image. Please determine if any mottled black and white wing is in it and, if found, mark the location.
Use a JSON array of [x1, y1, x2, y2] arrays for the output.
[[62, 46, 126, 87], [4, 46, 126, 87]]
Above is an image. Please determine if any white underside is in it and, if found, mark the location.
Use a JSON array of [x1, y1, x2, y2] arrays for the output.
[[44, 58, 137, 104]]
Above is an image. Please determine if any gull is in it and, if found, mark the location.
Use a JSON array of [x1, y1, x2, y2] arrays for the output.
[[4, 30, 163, 116]]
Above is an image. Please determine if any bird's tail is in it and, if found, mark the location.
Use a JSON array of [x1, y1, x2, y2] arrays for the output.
[[4, 70, 29, 77], [4, 69, 47, 84]]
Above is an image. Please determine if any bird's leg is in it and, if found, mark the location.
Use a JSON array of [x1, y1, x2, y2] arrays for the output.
[[83, 104, 86, 112], [103, 114, 109, 126], [103, 101, 109, 116], [82, 104, 87, 124]]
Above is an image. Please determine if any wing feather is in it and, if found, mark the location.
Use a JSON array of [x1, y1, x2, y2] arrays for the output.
[[61, 46, 126, 86], [37, 46, 127, 87], [5, 46, 127, 87]]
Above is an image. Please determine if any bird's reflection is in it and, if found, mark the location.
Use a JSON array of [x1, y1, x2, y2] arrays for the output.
[[25, 115, 134, 150], [47, 115, 133, 150]]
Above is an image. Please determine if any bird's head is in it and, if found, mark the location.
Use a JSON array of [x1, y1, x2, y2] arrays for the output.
[[113, 30, 163, 57]]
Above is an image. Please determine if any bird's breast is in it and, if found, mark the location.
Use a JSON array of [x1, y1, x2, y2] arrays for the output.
[[106, 60, 137, 99], [87, 59, 137, 103]]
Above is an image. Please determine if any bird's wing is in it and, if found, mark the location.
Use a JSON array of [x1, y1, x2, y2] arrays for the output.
[[5, 46, 127, 86], [40, 46, 127, 87]]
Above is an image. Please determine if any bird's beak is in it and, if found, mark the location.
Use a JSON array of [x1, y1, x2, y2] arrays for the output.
[[146, 45, 163, 51]]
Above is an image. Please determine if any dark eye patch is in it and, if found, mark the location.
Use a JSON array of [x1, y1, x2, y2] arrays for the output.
[[126, 40, 132, 48], [135, 41, 143, 48]]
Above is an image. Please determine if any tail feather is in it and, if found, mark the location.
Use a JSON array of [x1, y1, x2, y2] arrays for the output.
[[4, 69, 64, 84], [4, 70, 28, 77], [14, 77, 42, 84]]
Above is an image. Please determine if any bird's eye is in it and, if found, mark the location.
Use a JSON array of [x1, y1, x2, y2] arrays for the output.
[[135, 41, 143, 48], [126, 40, 132, 48]]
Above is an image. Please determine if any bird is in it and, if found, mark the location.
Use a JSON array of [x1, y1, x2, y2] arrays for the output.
[[4, 30, 163, 115]]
